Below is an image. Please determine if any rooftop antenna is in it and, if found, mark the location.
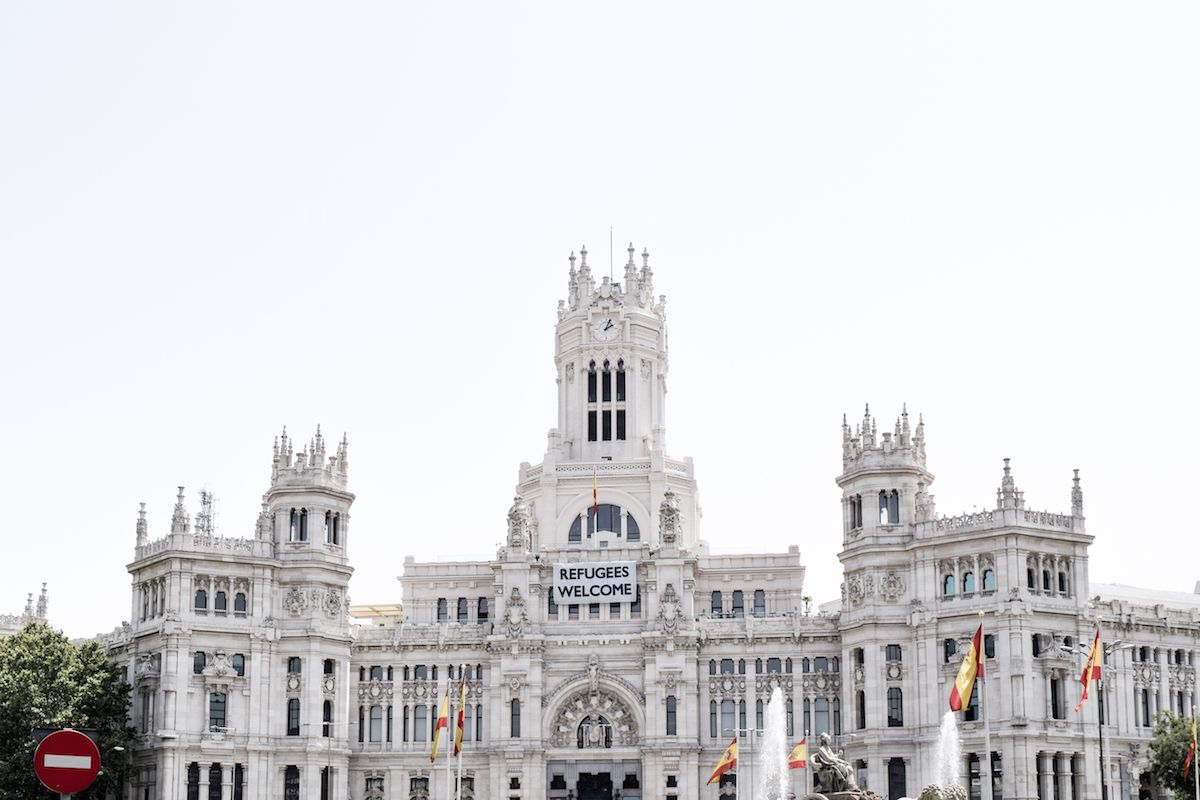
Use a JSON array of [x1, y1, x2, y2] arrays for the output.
[[609, 226, 614, 281], [197, 488, 217, 536]]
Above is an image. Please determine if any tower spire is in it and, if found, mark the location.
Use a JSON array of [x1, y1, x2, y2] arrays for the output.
[[1071, 469, 1084, 517], [136, 502, 148, 546], [170, 487, 190, 534]]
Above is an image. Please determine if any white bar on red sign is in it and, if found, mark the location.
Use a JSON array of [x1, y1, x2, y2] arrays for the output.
[[44, 755, 93, 769]]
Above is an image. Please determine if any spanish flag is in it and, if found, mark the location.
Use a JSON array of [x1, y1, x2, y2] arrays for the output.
[[453, 668, 468, 756], [430, 684, 451, 763], [1076, 626, 1102, 712], [949, 624, 984, 712], [787, 738, 808, 769], [707, 738, 738, 784], [1185, 716, 1197, 777], [593, 469, 599, 518]]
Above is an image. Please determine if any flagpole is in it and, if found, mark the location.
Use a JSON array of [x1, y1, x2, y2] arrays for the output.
[[1193, 705, 1198, 800], [980, 612, 993, 800], [456, 664, 465, 800], [444, 676, 452, 800]]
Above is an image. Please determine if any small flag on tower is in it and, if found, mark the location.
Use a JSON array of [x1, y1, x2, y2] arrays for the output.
[[949, 624, 984, 712], [707, 738, 738, 784], [1076, 626, 1102, 712], [430, 684, 451, 763], [787, 738, 808, 769]]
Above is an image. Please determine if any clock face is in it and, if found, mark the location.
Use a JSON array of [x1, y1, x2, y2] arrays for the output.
[[591, 317, 619, 342]]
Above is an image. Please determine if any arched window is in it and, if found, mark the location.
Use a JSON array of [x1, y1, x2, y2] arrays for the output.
[[413, 705, 427, 741], [194, 589, 208, 611], [833, 696, 842, 735], [849, 494, 863, 529], [962, 572, 975, 594], [299, 509, 308, 541], [943, 575, 955, 596], [887, 687, 904, 727], [1027, 568, 1036, 590], [879, 490, 900, 524], [709, 659, 717, 675], [570, 503, 639, 541], [587, 361, 598, 441], [1042, 570, 1052, 592], [141, 589, 149, 621], [287, 698, 301, 736], [626, 514, 640, 541], [323, 700, 333, 736], [369, 706, 383, 742], [234, 592, 247, 614], [289, 508, 297, 541], [332, 513, 340, 544], [982, 569, 996, 592], [387, 666, 393, 680], [1058, 571, 1069, 594], [214, 591, 227, 612], [576, 713, 613, 748]]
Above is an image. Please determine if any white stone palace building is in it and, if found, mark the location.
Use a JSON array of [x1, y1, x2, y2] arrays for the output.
[[103, 246, 1200, 800]]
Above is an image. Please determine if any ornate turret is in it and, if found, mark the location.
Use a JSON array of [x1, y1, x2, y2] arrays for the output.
[[837, 403, 934, 546], [35, 583, 47, 619], [271, 425, 349, 491], [1071, 469, 1084, 517], [170, 487, 189, 534], [264, 425, 355, 558], [136, 502, 148, 547], [996, 458, 1025, 511]]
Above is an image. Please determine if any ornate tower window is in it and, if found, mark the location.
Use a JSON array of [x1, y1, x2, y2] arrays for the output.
[[567, 504, 639, 542], [576, 712, 613, 748], [878, 490, 900, 524], [586, 359, 627, 443]]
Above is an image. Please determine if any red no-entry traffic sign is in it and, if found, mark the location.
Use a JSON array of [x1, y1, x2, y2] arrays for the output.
[[34, 728, 101, 795]]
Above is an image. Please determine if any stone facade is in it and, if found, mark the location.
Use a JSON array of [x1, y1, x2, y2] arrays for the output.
[[106, 246, 1199, 800]]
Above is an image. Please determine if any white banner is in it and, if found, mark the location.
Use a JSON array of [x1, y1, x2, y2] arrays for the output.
[[553, 561, 637, 603]]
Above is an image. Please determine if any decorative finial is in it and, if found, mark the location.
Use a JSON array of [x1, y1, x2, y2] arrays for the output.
[[627, 242, 635, 266], [642, 248, 650, 268], [580, 245, 588, 268], [569, 250, 577, 270]]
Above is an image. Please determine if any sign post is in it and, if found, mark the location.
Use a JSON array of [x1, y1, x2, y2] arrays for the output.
[[34, 728, 101, 798]]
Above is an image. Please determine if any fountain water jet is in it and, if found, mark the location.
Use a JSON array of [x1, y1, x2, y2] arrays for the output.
[[915, 712, 967, 800], [759, 687, 789, 799]]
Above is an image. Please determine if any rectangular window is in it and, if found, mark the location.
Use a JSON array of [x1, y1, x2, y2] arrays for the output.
[[731, 591, 744, 618], [753, 589, 766, 617], [968, 754, 981, 800], [284, 766, 300, 800], [587, 370, 597, 402], [510, 699, 521, 738], [234, 764, 244, 800], [615, 410, 625, 440], [615, 369, 625, 401], [984, 634, 996, 659], [666, 696, 677, 735], [609, 601, 621, 617], [209, 693, 226, 729], [887, 688, 904, 727], [602, 369, 611, 401], [887, 757, 907, 800], [886, 644, 902, 661], [589, 602, 600, 619], [709, 701, 717, 738], [568, 604, 579, 620], [1050, 678, 1065, 720], [587, 411, 597, 442], [287, 699, 301, 736], [720, 700, 735, 737], [602, 410, 611, 441], [711, 591, 723, 617]]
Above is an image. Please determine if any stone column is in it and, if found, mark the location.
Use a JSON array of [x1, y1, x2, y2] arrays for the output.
[[197, 762, 209, 800], [222, 763, 233, 800], [1037, 752, 1053, 800], [1055, 752, 1071, 800]]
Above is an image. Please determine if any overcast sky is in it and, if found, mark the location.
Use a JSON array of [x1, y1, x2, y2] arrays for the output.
[[2, 3, 1197, 639]]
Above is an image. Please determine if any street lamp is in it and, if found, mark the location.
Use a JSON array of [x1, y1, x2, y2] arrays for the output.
[[1078, 638, 1134, 800]]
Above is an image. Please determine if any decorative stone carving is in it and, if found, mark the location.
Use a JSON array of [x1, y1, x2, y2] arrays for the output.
[[358, 681, 394, 702], [503, 587, 528, 637], [507, 675, 524, 697], [566, 363, 575, 384], [506, 497, 530, 554], [549, 688, 638, 748], [657, 583, 683, 634], [323, 674, 336, 695], [879, 572, 905, 602], [640, 359, 651, 380], [658, 491, 681, 545], [284, 587, 306, 616], [324, 589, 343, 618], [846, 572, 874, 606], [204, 651, 235, 677]]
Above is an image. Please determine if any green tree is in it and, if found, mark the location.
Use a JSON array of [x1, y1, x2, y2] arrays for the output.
[[0, 623, 133, 799], [1148, 711, 1199, 800]]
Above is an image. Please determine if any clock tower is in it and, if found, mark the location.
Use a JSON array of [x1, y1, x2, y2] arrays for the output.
[[513, 242, 699, 552], [553, 243, 668, 462]]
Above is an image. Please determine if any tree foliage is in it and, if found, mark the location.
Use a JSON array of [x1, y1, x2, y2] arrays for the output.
[[0, 623, 133, 799], [1148, 711, 1198, 800]]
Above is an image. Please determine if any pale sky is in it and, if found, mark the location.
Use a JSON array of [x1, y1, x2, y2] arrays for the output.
[[1, 3, 1196, 639]]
